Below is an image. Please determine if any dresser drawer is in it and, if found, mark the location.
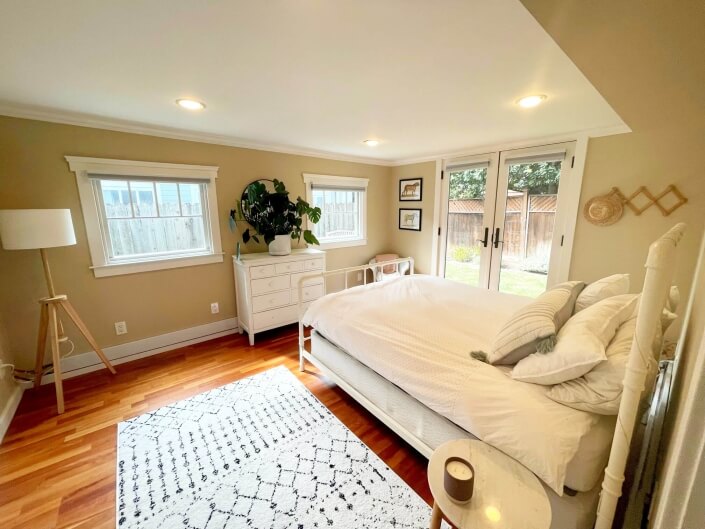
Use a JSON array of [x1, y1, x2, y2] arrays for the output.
[[250, 264, 276, 279], [291, 271, 324, 289], [251, 275, 290, 295], [275, 261, 304, 274], [304, 258, 325, 271], [252, 290, 290, 313], [291, 283, 325, 303], [253, 304, 297, 329]]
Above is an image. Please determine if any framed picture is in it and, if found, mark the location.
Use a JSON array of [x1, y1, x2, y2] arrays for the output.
[[399, 178, 423, 201], [399, 208, 422, 231]]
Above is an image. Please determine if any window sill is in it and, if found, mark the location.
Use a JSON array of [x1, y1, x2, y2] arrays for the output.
[[91, 253, 224, 278], [311, 239, 367, 250]]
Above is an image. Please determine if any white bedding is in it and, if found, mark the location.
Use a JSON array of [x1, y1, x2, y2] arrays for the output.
[[302, 275, 602, 494]]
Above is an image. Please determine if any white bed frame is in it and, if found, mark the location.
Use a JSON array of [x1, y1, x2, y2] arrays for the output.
[[297, 224, 686, 529]]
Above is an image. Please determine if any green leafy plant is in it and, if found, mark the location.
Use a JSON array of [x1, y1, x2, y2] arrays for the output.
[[229, 179, 321, 246]]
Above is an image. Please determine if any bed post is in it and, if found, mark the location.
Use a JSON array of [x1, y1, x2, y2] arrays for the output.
[[594, 223, 686, 529]]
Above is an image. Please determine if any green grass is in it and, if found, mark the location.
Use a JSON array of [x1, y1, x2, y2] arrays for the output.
[[444, 261, 547, 298]]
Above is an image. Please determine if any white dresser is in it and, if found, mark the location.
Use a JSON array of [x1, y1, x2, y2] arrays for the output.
[[233, 249, 326, 345]]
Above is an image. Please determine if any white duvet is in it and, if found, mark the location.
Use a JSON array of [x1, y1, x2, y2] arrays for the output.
[[302, 275, 600, 494]]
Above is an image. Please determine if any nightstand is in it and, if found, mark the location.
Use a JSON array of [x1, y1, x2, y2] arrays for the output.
[[427, 439, 551, 529]]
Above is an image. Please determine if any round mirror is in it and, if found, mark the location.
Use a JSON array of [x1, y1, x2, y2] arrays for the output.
[[239, 179, 276, 226]]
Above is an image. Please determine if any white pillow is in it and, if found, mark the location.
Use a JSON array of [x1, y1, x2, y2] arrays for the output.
[[488, 281, 584, 365], [548, 292, 673, 413], [547, 315, 637, 413], [511, 294, 638, 385], [574, 274, 630, 313], [511, 331, 606, 385]]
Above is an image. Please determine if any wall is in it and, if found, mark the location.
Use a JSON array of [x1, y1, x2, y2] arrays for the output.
[[389, 162, 437, 273], [0, 115, 392, 370]]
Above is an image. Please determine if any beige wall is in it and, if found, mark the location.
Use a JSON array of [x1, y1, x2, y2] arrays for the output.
[[389, 162, 437, 274], [0, 116, 392, 369]]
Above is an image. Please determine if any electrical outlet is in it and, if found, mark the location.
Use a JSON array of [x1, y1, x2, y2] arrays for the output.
[[357, 272, 363, 282], [114, 321, 128, 335], [210, 302, 219, 314]]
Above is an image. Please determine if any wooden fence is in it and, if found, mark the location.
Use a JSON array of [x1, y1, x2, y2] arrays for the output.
[[447, 193, 557, 262], [108, 217, 207, 257]]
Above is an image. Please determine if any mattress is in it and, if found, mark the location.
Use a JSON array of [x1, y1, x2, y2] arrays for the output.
[[302, 275, 613, 494], [311, 330, 613, 492], [310, 332, 603, 529]]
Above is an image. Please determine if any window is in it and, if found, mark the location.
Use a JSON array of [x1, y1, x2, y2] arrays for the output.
[[303, 173, 368, 249], [67, 157, 223, 277]]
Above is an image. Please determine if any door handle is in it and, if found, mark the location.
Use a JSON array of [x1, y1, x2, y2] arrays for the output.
[[493, 227, 503, 249], [477, 227, 489, 248]]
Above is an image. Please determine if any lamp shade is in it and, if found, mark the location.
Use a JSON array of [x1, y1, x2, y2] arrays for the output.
[[0, 209, 77, 250]]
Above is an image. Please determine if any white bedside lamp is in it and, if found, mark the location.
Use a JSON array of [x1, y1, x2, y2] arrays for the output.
[[0, 209, 116, 414]]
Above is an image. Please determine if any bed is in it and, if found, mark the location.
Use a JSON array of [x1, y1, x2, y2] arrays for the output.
[[297, 224, 685, 529]]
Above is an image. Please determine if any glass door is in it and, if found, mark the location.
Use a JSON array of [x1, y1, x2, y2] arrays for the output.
[[438, 142, 576, 297], [489, 143, 575, 296], [440, 153, 499, 288]]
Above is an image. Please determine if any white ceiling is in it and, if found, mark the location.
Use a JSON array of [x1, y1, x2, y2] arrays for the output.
[[0, 0, 626, 163]]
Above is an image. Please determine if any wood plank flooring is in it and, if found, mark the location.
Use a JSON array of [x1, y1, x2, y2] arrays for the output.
[[0, 325, 431, 529]]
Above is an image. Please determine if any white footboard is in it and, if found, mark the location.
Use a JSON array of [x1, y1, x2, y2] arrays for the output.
[[297, 257, 414, 371]]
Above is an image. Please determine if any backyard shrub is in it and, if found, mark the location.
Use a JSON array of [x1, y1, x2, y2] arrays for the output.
[[450, 246, 480, 262]]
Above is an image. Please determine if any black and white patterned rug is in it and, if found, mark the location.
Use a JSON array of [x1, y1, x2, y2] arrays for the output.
[[117, 366, 434, 528]]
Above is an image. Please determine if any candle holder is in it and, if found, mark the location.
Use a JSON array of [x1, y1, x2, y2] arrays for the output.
[[443, 456, 475, 504]]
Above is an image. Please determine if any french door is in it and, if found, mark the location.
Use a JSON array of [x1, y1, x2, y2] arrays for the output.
[[438, 142, 577, 297]]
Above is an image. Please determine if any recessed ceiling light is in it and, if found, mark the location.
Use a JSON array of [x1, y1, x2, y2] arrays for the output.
[[363, 139, 380, 147], [517, 95, 547, 108], [176, 98, 206, 111]]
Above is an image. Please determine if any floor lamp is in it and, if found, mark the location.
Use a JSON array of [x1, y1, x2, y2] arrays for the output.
[[0, 209, 116, 414]]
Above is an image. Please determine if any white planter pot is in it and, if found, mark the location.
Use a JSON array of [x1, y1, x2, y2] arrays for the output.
[[268, 234, 292, 256]]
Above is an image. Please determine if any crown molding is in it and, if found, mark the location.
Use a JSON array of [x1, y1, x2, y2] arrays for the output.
[[0, 101, 631, 168], [0, 101, 393, 167], [388, 124, 631, 166]]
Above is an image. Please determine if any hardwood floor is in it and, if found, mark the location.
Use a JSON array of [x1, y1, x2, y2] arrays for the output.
[[0, 325, 431, 529]]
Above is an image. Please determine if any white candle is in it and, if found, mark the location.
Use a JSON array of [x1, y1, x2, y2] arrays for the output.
[[446, 460, 473, 481]]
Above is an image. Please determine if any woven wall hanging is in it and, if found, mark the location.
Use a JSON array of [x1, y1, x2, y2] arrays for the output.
[[585, 185, 688, 226]]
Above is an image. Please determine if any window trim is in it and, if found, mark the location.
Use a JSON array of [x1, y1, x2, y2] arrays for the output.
[[66, 156, 223, 277], [302, 173, 369, 250]]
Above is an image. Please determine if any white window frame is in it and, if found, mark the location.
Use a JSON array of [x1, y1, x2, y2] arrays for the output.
[[303, 173, 368, 249], [66, 156, 223, 277]]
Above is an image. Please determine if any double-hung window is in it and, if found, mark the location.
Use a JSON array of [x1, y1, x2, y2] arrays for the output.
[[303, 173, 368, 249], [67, 157, 223, 277]]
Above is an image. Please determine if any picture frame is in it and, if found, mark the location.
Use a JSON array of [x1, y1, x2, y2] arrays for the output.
[[399, 178, 423, 201], [399, 208, 422, 231]]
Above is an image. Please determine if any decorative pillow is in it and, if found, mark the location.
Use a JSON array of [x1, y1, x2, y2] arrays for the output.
[[375, 253, 399, 274], [511, 294, 638, 385], [488, 281, 585, 365], [511, 330, 605, 385], [574, 274, 630, 313], [547, 305, 643, 414]]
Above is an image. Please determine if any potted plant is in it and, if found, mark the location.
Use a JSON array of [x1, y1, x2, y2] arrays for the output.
[[229, 179, 321, 256]]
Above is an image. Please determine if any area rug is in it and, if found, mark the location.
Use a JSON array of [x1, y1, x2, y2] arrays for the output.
[[117, 366, 435, 528]]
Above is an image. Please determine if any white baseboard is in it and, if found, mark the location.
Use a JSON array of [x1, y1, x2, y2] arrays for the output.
[[0, 383, 24, 443], [41, 318, 239, 385]]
